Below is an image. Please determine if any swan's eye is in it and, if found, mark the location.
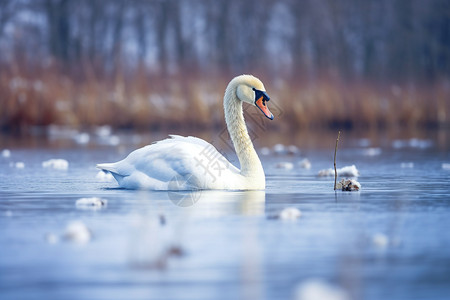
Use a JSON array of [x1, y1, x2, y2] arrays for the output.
[[253, 88, 270, 102]]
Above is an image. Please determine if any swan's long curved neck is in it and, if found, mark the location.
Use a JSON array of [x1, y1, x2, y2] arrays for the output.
[[224, 88, 264, 178]]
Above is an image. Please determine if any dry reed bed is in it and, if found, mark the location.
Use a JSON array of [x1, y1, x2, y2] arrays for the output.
[[0, 68, 448, 133]]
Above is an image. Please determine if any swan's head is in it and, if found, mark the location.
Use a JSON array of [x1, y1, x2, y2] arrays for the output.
[[232, 75, 274, 120]]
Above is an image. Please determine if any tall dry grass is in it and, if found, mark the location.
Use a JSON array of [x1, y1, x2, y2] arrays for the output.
[[0, 64, 449, 133]]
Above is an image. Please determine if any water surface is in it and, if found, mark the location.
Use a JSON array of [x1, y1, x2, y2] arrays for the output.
[[1, 131, 450, 300]]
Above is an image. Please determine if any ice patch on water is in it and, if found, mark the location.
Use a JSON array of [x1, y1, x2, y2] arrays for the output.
[[13, 162, 25, 169], [393, 138, 433, 149], [401, 162, 414, 168], [98, 135, 120, 146], [279, 207, 302, 220], [74, 132, 90, 145], [408, 138, 433, 149], [45, 233, 59, 244], [362, 147, 382, 156], [64, 221, 91, 244], [75, 197, 107, 208], [95, 125, 112, 137], [259, 147, 271, 156], [372, 233, 389, 248], [287, 145, 300, 155], [294, 279, 350, 300], [275, 162, 294, 170], [318, 165, 359, 177], [299, 158, 311, 169], [106, 135, 120, 146], [42, 159, 69, 170], [47, 125, 78, 139], [96, 170, 115, 182], [392, 140, 407, 149], [273, 144, 286, 155], [2, 149, 11, 158]]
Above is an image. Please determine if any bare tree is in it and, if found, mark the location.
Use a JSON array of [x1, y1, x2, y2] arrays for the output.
[[1, 0, 449, 81]]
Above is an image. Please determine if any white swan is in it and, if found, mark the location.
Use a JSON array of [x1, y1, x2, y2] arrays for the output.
[[97, 75, 274, 190]]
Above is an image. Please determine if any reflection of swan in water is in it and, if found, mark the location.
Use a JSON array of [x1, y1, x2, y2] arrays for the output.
[[168, 190, 266, 216], [97, 75, 274, 190], [128, 190, 265, 268]]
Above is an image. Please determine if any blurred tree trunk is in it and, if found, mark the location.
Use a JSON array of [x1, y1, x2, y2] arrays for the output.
[[44, 0, 70, 63], [0, 0, 449, 82], [110, 1, 125, 75], [134, 2, 148, 65], [155, 0, 169, 75], [215, 0, 231, 72], [171, 0, 186, 69]]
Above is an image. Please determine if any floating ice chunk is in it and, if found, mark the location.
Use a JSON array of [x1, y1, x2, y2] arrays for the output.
[[14, 162, 25, 169], [408, 138, 432, 149], [95, 125, 112, 137], [317, 169, 333, 177], [279, 207, 301, 220], [392, 140, 407, 149], [45, 233, 59, 244], [372, 233, 389, 248], [393, 139, 433, 149], [400, 162, 414, 168], [75, 197, 107, 207], [275, 162, 294, 170], [96, 170, 115, 182], [362, 147, 381, 156], [442, 163, 450, 170], [299, 158, 311, 169], [273, 143, 286, 155], [1, 149, 11, 158], [106, 135, 120, 146], [64, 221, 91, 244], [294, 279, 350, 300], [338, 165, 360, 177], [260, 147, 271, 156], [74, 132, 90, 144], [336, 178, 361, 191], [287, 145, 300, 155], [47, 125, 78, 139], [42, 159, 69, 170], [318, 165, 359, 177], [97, 133, 120, 146]]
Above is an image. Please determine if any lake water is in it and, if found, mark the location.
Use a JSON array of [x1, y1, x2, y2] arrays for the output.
[[1, 129, 450, 300]]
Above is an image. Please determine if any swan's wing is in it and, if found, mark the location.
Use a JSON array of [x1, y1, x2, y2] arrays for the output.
[[97, 136, 240, 190]]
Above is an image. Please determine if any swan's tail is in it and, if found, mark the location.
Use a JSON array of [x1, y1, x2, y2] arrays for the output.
[[96, 163, 125, 185], [96, 163, 117, 173]]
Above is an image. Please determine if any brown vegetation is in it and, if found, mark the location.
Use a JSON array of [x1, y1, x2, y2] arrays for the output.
[[1, 0, 449, 133], [1, 63, 448, 133]]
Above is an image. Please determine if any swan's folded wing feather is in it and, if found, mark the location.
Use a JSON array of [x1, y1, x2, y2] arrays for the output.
[[99, 136, 240, 189]]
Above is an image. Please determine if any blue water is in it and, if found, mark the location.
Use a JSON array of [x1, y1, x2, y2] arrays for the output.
[[1, 132, 450, 300]]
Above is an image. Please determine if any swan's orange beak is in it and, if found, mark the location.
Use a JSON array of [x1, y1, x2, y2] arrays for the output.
[[254, 89, 274, 120]]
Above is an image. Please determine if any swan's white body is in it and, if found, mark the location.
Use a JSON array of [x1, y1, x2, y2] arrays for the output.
[[97, 75, 272, 190]]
